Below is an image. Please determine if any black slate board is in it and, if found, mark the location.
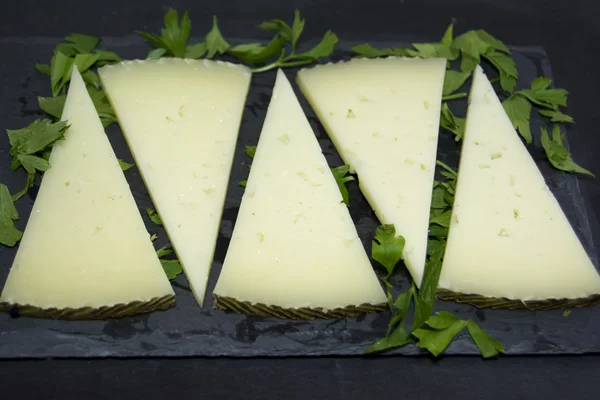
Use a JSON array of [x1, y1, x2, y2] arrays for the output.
[[0, 36, 599, 358]]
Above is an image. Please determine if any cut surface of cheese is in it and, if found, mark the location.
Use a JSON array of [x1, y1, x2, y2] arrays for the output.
[[213, 70, 386, 317], [439, 66, 600, 304], [99, 59, 251, 306], [0, 68, 174, 318], [297, 57, 446, 286]]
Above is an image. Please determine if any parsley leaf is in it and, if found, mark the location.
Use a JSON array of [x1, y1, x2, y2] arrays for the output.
[[239, 146, 257, 187], [290, 9, 305, 53], [502, 95, 532, 143], [466, 320, 504, 358], [258, 16, 293, 41], [503, 77, 573, 145], [372, 224, 406, 278], [364, 285, 416, 354], [161, 259, 183, 280], [6, 119, 69, 200], [539, 109, 574, 123], [146, 208, 163, 225], [541, 125, 593, 176], [351, 43, 411, 58], [413, 312, 467, 357], [483, 51, 518, 93], [246, 10, 338, 73], [205, 16, 230, 58], [35, 63, 51, 75], [413, 239, 445, 329], [371, 224, 406, 309], [443, 70, 471, 96], [38, 95, 66, 119], [154, 243, 183, 280], [330, 165, 354, 205], [452, 30, 516, 93], [440, 103, 466, 141], [0, 184, 23, 247], [227, 37, 287, 64], [36, 33, 120, 130], [244, 145, 257, 158], [137, 8, 191, 58], [147, 48, 168, 60], [519, 77, 568, 109], [65, 34, 100, 54], [118, 159, 135, 171], [353, 24, 456, 60], [156, 244, 173, 258], [83, 86, 117, 128]]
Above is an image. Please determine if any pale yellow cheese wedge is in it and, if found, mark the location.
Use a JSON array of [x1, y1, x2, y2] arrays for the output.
[[0, 67, 174, 318], [297, 57, 446, 286], [99, 59, 251, 306], [440, 66, 600, 303], [213, 70, 386, 315]]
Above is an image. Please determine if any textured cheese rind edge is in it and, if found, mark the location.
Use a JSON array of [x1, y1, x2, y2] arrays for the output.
[[0, 295, 174, 320], [213, 295, 385, 319], [99, 58, 252, 307], [100, 58, 252, 75], [437, 289, 600, 310]]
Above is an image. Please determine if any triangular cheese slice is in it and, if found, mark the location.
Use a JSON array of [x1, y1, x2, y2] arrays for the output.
[[297, 57, 447, 286], [99, 59, 252, 306], [213, 70, 386, 318], [0, 68, 174, 319], [439, 66, 600, 306]]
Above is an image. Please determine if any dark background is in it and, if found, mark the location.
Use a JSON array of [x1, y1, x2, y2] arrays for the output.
[[1, 0, 599, 398]]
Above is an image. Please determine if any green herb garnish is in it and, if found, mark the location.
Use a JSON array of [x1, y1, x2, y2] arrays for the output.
[[243, 10, 338, 73], [503, 77, 572, 144], [6, 119, 69, 201], [541, 125, 593, 176], [0, 184, 23, 247], [146, 208, 163, 225], [155, 243, 183, 280], [371, 224, 405, 309], [330, 165, 354, 205], [139, 9, 337, 73], [118, 159, 135, 171], [439, 103, 466, 141], [366, 162, 503, 358]]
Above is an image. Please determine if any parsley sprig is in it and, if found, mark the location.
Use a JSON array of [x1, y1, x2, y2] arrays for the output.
[[138, 9, 338, 74], [366, 162, 504, 358]]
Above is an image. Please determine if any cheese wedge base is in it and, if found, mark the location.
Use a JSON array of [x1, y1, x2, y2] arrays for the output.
[[297, 57, 446, 287], [438, 66, 600, 309], [0, 68, 175, 319], [0, 295, 174, 320], [213, 295, 385, 319], [437, 290, 600, 311], [100, 59, 252, 307], [213, 70, 387, 318]]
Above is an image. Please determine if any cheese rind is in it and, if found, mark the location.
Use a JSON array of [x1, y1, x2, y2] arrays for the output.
[[99, 59, 251, 306], [0, 68, 174, 315], [440, 66, 600, 302], [297, 57, 446, 286], [213, 70, 386, 313]]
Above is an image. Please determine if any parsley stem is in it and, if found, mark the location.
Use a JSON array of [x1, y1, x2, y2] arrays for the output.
[[442, 92, 467, 101], [435, 160, 458, 177], [251, 59, 313, 74]]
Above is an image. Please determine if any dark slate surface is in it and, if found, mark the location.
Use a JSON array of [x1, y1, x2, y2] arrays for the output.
[[0, 36, 598, 358]]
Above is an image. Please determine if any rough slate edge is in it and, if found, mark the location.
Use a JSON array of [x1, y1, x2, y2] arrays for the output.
[[0, 38, 598, 359]]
